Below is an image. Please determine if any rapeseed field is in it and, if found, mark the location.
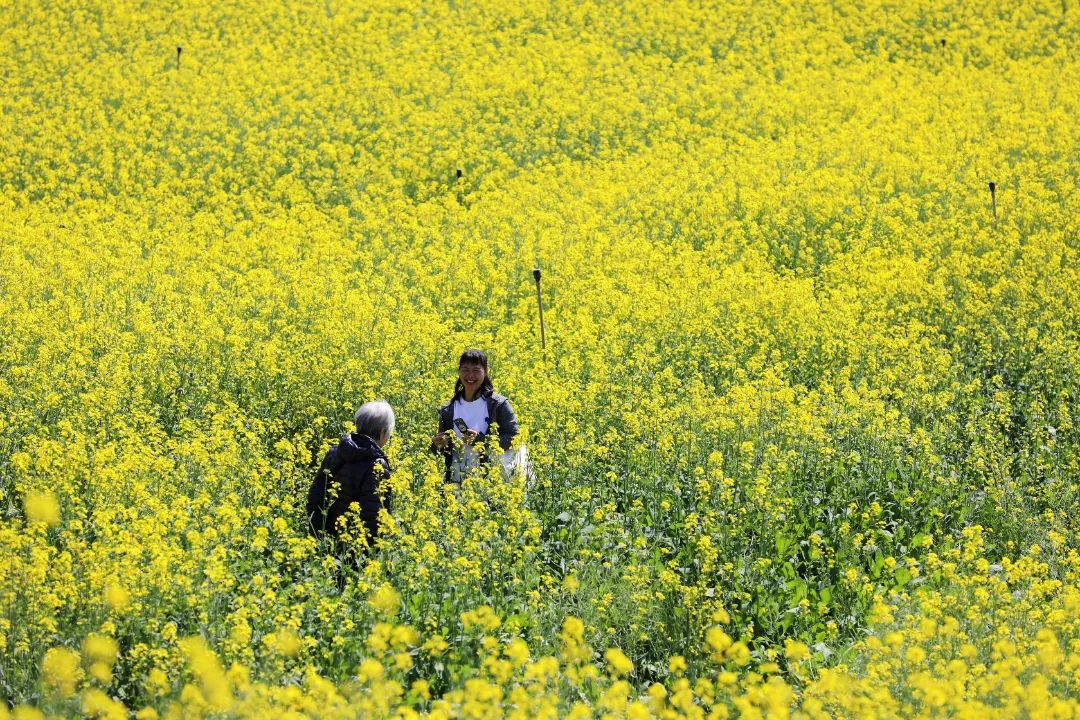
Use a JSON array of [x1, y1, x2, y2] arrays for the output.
[[2, 0, 1078, 716]]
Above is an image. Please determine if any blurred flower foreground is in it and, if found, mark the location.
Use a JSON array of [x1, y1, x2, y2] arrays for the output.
[[2, 0, 1078, 717]]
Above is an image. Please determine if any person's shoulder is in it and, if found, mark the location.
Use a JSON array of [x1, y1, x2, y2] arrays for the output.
[[319, 442, 341, 470], [488, 391, 511, 407]]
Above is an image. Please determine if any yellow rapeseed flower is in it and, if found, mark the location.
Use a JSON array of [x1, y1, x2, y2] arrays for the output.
[[40, 647, 82, 698], [369, 584, 402, 617], [603, 648, 633, 677], [103, 582, 130, 613], [23, 491, 59, 527]]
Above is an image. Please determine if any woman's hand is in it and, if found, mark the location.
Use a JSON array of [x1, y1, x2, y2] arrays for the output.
[[432, 432, 451, 448], [461, 428, 479, 446]]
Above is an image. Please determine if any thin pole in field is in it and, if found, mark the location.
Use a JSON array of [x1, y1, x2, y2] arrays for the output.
[[989, 181, 997, 220], [177, 46, 182, 70], [533, 267, 546, 351]]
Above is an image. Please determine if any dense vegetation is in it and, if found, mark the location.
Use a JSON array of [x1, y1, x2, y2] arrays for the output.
[[1, 0, 1078, 716]]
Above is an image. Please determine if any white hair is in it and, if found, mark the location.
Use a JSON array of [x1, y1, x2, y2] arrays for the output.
[[354, 400, 396, 442]]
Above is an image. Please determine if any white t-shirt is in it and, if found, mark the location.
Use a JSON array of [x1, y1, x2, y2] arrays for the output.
[[451, 397, 490, 482], [453, 397, 490, 437]]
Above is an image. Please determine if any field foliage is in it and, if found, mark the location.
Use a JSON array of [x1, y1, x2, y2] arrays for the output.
[[1, 0, 1078, 717]]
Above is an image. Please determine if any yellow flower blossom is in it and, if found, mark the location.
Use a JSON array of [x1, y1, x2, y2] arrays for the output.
[[369, 584, 402, 617], [40, 647, 82, 698], [604, 648, 633, 677], [23, 491, 59, 527], [103, 582, 130, 613]]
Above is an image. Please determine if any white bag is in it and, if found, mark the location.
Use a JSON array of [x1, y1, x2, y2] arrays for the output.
[[498, 445, 533, 482]]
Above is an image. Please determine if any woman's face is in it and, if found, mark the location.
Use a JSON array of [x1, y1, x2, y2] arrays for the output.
[[458, 362, 486, 395]]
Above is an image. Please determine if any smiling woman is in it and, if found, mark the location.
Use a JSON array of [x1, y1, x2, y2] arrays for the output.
[[430, 349, 519, 483]]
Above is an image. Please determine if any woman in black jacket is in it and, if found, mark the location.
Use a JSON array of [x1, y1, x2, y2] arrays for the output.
[[307, 400, 395, 549], [430, 349, 519, 483]]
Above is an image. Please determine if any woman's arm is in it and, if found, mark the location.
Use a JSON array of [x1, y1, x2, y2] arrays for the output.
[[493, 397, 519, 451], [430, 404, 454, 455]]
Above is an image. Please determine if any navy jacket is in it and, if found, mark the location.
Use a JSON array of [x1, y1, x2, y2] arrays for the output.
[[307, 433, 391, 538], [434, 389, 518, 482]]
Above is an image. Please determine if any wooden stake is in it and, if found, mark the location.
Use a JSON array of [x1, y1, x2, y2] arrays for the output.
[[533, 268, 546, 351]]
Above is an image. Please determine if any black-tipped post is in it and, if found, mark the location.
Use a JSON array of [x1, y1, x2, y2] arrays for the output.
[[176, 46, 182, 70], [989, 181, 997, 220], [533, 268, 546, 351]]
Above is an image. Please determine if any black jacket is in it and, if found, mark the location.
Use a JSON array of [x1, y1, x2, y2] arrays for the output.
[[307, 433, 391, 538], [433, 389, 518, 482]]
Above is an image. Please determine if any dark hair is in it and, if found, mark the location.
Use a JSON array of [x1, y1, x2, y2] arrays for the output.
[[453, 348, 495, 397]]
